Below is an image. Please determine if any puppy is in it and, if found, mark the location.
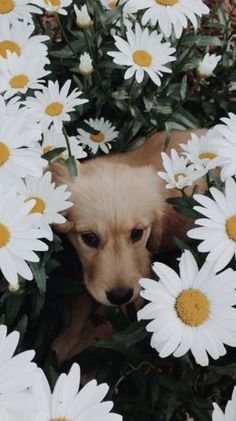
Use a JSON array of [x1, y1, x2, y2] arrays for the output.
[[51, 129, 207, 361]]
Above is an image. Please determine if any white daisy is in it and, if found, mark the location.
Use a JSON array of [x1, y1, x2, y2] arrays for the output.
[[198, 53, 221, 78], [37, 126, 87, 162], [0, 52, 50, 99], [158, 148, 203, 189], [212, 386, 236, 421], [0, 187, 48, 286], [38, 0, 73, 15], [31, 363, 122, 421], [77, 117, 119, 154], [78, 52, 93, 76], [138, 250, 236, 367], [74, 4, 93, 28], [0, 0, 42, 26], [0, 324, 41, 416], [188, 177, 236, 272], [100, 0, 134, 29], [19, 172, 72, 241], [108, 23, 176, 86], [124, 0, 209, 39], [180, 129, 223, 174], [25, 79, 88, 132], [0, 116, 46, 191], [210, 113, 236, 181]]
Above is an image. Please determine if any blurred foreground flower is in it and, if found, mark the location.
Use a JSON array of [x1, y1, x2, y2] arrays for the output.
[[212, 386, 236, 420], [188, 177, 236, 272], [0, 186, 48, 286], [198, 53, 221, 78], [158, 148, 203, 189], [32, 362, 122, 421], [212, 112, 236, 181], [124, 0, 209, 38], [0, 0, 42, 26], [25, 80, 88, 132], [108, 23, 176, 86], [39, 0, 73, 14], [138, 250, 236, 366], [77, 117, 119, 154]]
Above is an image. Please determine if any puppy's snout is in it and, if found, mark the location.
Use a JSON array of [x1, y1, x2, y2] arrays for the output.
[[106, 287, 133, 306]]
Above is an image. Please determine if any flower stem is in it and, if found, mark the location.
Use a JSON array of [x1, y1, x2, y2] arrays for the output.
[[55, 13, 80, 61], [62, 125, 72, 157]]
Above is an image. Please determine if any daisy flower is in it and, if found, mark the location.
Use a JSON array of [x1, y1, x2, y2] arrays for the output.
[[210, 113, 236, 181], [188, 177, 236, 272], [32, 363, 122, 421], [108, 24, 176, 86], [180, 129, 223, 174], [39, 0, 73, 15], [74, 4, 93, 28], [0, 324, 41, 416], [212, 386, 236, 421], [0, 52, 50, 99], [100, 0, 134, 28], [77, 117, 119, 154], [197, 53, 221, 78], [19, 172, 72, 241], [158, 148, 203, 189], [0, 0, 42, 26], [0, 116, 46, 191], [78, 52, 93, 76], [37, 126, 87, 162], [0, 21, 49, 62], [138, 250, 236, 367], [124, 0, 209, 39], [0, 187, 48, 286], [25, 79, 88, 132]]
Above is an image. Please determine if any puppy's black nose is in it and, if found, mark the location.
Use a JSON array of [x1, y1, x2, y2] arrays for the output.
[[106, 287, 133, 305]]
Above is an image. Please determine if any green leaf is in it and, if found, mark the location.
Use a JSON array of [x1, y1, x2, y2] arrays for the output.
[[65, 156, 78, 176], [42, 147, 66, 161], [96, 320, 148, 351], [29, 262, 47, 293]]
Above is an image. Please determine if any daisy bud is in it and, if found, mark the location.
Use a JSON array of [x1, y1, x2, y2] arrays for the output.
[[197, 53, 221, 78], [74, 4, 93, 29], [78, 52, 93, 76]]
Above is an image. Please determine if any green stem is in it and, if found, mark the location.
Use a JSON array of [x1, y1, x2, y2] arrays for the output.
[[62, 126, 72, 157], [55, 13, 80, 61]]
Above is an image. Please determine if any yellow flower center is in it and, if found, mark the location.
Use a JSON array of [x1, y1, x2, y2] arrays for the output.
[[174, 172, 186, 183], [132, 50, 152, 67], [199, 152, 217, 160], [0, 40, 21, 58], [226, 215, 236, 242], [175, 288, 210, 327], [108, 1, 117, 8], [9, 74, 29, 89], [45, 102, 64, 117], [28, 197, 46, 214], [44, 0, 61, 6], [0, 142, 10, 166], [90, 132, 105, 143], [0, 223, 10, 248], [0, 0, 14, 14], [156, 0, 178, 5]]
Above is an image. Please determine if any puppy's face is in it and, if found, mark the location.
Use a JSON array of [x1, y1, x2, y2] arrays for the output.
[[53, 160, 164, 306]]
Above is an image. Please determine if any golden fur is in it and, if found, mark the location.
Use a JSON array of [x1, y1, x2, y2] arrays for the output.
[[51, 129, 207, 361]]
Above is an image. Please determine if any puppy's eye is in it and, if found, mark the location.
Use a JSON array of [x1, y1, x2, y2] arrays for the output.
[[131, 228, 143, 242], [81, 233, 99, 248]]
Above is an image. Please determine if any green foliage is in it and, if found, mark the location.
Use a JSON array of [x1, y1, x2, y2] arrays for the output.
[[1, 1, 236, 420]]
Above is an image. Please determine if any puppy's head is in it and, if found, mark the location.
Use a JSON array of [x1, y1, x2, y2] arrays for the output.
[[51, 159, 164, 306]]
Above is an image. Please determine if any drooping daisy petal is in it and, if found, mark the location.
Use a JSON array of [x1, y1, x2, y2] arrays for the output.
[[212, 386, 236, 421], [188, 177, 236, 272]]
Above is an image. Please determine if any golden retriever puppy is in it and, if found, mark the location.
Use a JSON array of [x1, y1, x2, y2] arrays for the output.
[[51, 129, 207, 360]]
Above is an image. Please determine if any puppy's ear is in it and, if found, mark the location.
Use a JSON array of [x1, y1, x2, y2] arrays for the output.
[[146, 218, 163, 254], [49, 161, 77, 234]]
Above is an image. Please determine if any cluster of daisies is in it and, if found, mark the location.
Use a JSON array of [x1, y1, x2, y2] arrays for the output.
[[0, 324, 121, 421]]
